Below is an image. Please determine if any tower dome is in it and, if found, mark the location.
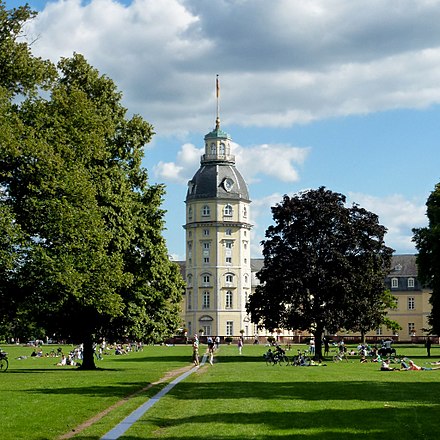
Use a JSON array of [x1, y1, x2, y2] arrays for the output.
[[186, 124, 250, 202]]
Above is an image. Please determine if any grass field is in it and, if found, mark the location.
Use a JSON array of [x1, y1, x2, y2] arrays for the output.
[[1, 342, 440, 439]]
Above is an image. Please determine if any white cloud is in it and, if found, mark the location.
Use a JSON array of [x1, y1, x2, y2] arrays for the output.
[[235, 143, 310, 183], [154, 143, 202, 184], [23, 0, 440, 135], [348, 192, 427, 254], [153, 141, 310, 185]]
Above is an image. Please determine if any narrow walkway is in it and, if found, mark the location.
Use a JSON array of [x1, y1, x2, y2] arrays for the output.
[[100, 354, 207, 440]]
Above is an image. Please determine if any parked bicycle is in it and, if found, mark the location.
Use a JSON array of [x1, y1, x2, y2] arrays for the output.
[[332, 348, 348, 363], [0, 351, 8, 372], [263, 348, 289, 366]]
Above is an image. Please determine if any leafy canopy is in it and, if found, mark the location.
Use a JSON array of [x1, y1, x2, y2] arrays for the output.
[[0, 2, 184, 365], [413, 182, 440, 335], [247, 187, 393, 357]]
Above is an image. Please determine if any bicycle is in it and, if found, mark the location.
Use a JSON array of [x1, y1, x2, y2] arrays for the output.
[[332, 349, 348, 363], [0, 351, 8, 372]]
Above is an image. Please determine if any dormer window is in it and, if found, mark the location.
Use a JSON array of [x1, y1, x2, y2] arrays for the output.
[[395, 264, 402, 271]]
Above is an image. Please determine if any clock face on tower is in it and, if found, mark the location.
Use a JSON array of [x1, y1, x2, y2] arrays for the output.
[[223, 178, 234, 192]]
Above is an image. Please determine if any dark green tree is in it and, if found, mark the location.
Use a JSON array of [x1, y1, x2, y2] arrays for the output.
[[246, 187, 393, 359], [0, 2, 184, 367], [413, 182, 440, 335]]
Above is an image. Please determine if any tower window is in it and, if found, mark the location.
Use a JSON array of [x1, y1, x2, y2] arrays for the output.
[[188, 207, 193, 219], [225, 241, 233, 249], [203, 229, 210, 236], [219, 142, 225, 155], [203, 242, 210, 250], [210, 143, 216, 154], [224, 204, 233, 216], [225, 291, 233, 309], [202, 205, 210, 217], [187, 292, 192, 310], [225, 274, 234, 283], [226, 257, 232, 264], [203, 291, 210, 309], [225, 228, 232, 236], [202, 274, 210, 284], [243, 206, 247, 218]]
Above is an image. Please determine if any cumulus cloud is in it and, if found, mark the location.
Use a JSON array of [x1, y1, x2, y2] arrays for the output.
[[348, 192, 427, 254], [23, 0, 440, 135], [153, 141, 310, 184], [17, 0, 436, 258]]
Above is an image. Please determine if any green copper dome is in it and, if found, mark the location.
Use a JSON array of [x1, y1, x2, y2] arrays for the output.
[[204, 127, 231, 140]]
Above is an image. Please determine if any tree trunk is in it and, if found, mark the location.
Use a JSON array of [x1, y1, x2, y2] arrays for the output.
[[314, 323, 324, 361], [361, 331, 366, 344], [79, 336, 96, 370]]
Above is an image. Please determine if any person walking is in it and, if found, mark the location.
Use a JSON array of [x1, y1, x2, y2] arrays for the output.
[[426, 337, 432, 357], [238, 336, 244, 355], [192, 336, 200, 366]]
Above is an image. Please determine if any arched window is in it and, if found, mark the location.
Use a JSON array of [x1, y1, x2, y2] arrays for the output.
[[224, 204, 233, 216], [202, 274, 210, 284], [187, 274, 192, 286], [188, 206, 193, 219], [225, 291, 233, 309], [210, 143, 216, 154], [225, 273, 234, 284], [243, 206, 247, 217], [219, 142, 225, 155]]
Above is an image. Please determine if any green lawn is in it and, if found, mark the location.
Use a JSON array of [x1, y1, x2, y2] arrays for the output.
[[2, 343, 440, 439]]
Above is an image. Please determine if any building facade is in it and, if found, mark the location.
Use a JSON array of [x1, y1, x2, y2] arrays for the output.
[[182, 117, 252, 338], [381, 254, 432, 340]]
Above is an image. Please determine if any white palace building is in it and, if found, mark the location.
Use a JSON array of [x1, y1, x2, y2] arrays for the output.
[[178, 98, 432, 343]]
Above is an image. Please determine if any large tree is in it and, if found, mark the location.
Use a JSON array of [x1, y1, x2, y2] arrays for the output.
[[247, 187, 393, 359], [0, 3, 184, 368], [413, 182, 440, 335]]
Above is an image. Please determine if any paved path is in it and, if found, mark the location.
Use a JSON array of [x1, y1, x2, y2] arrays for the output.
[[100, 355, 207, 439]]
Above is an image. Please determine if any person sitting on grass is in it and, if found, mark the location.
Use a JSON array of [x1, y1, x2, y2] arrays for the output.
[[380, 359, 400, 371]]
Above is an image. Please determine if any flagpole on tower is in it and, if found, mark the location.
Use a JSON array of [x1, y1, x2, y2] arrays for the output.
[[216, 74, 220, 129]]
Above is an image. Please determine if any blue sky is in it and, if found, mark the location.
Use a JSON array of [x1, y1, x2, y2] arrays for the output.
[[6, 0, 440, 259]]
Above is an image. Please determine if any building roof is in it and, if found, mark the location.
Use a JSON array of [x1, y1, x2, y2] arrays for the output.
[[186, 163, 250, 202], [388, 254, 418, 277]]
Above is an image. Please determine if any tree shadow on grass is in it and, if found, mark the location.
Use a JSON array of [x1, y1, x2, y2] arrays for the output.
[[71, 405, 440, 440], [132, 405, 440, 440], [23, 378, 440, 404]]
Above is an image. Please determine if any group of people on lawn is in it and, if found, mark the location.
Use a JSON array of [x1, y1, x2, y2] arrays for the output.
[[192, 334, 220, 366]]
